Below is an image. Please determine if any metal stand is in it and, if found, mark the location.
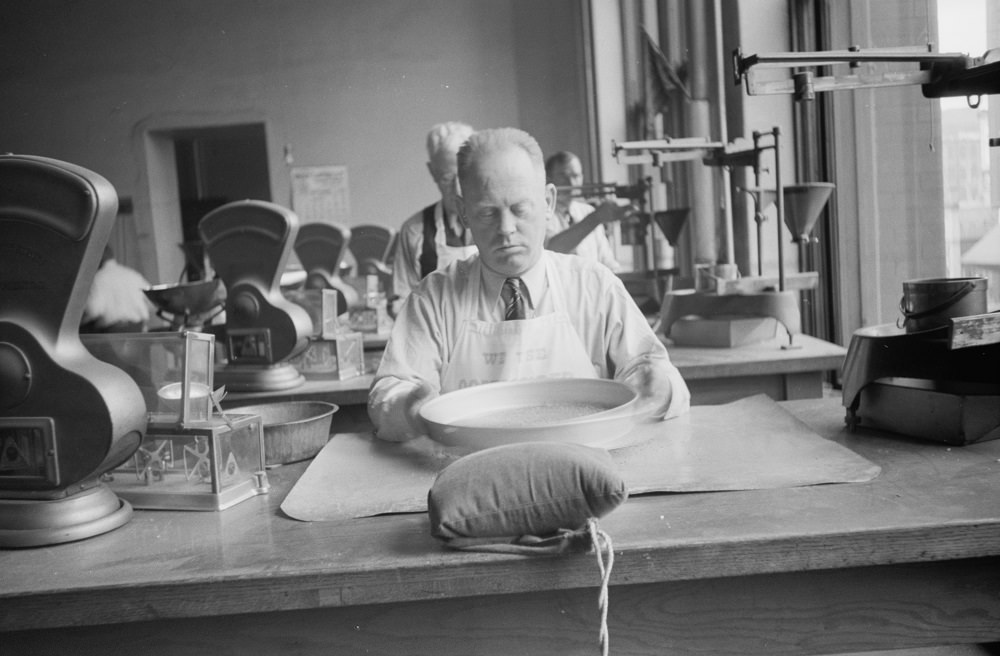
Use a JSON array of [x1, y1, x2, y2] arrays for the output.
[[615, 130, 822, 348]]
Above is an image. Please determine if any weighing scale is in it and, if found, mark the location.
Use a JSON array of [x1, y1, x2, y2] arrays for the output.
[[144, 278, 227, 331], [199, 200, 313, 392], [0, 154, 147, 547], [614, 130, 835, 347], [293, 221, 360, 312], [734, 44, 1000, 441]]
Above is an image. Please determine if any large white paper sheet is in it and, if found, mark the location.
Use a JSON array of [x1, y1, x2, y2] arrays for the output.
[[281, 395, 880, 522]]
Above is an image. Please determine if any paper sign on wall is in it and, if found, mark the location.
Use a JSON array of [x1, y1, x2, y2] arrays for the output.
[[290, 165, 350, 224]]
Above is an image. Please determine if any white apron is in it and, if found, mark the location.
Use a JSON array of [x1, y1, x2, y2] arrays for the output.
[[440, 259, 597, 392], [434, 207, 477, 271]]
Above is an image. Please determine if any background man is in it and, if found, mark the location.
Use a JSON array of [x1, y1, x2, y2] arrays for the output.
[[391, 121, 477, 310], [543, 150, 625, 272]]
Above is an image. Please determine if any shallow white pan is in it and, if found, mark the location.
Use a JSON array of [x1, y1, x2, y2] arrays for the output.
[[419, 377, 643, 450]]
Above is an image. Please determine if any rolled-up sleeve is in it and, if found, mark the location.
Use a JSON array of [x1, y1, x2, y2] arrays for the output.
[[599, 273, 690, 419], [368, 285, 447, 440]]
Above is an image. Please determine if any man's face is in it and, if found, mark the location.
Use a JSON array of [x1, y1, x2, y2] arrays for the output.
[[428, 148, 460, 214], [458, 146, 555, 278], [549, 157, 583, 210]]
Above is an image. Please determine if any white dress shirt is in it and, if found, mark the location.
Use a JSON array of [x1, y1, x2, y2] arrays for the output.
[[369, 250, 689, 440], [547, 199, 621, 272]]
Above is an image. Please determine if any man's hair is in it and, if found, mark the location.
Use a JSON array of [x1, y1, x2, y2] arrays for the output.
[[544, 150, 579, 181], [426, 121, 474, 160], [456, 127, 545, 192]]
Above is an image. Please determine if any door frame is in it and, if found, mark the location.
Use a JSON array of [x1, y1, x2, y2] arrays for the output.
[[130, 111, 277, 284]]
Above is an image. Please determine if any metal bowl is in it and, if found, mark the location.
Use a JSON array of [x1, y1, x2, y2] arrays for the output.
[[144, 279, 226, 317], [419, 378, 641, 451], [230, 401, 338, 466]]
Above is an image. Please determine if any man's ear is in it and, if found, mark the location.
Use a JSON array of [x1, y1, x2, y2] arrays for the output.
[[544, 183, 557, 214], [426, 161, 436, 183]]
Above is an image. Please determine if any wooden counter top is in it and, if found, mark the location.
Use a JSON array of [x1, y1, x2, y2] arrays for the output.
[[668, 334, 847, 404], [666, 334, 846, 379], [4, 398, 1000, 654], [222, 335, 847, 409]]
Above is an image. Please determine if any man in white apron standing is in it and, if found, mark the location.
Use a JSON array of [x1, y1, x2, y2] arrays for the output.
[[391, 121, 478, 312], [370, 127, 689, 441]]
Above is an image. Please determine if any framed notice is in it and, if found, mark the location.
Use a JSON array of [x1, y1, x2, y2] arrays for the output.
[[290, 165, 350, 224]]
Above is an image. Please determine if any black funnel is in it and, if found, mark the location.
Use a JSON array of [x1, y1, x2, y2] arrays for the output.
[[651, 208, 689, 246]]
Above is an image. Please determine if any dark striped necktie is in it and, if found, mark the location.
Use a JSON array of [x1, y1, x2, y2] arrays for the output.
[[502, 277, 525, 320]]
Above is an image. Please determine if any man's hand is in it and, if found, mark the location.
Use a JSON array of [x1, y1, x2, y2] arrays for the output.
[[369, 378, 438, 442], [591, 200, 637, 225], [402, 379, 436, 438], [621, 363, 672, 422]]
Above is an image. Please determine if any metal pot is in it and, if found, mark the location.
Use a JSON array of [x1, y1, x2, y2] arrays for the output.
[[900, 277, 987, 333]]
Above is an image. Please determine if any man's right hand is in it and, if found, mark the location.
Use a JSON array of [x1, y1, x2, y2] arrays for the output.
[[369, 378, 438, 442]]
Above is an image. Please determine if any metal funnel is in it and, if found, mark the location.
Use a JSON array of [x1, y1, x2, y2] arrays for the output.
[[782, 183, 835, 243], [651, 208, 690, 246]]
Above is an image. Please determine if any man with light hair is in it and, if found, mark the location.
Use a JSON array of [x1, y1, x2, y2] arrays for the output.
[[391, 121, 477, 308], [370, 127, 689, 441]]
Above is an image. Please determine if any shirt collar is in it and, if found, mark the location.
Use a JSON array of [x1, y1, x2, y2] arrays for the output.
[[480, 251, 548, 309]]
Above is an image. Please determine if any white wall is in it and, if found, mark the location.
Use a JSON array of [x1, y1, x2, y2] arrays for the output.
[[829, 0, 947, 334], [0, 0, 588, 283]]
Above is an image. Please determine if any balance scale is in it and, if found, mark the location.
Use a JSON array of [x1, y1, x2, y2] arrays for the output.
[[294, 221, 360, 312], [0, 154, 147, 547], [614, 129, 835, 347], [199, 200, 313, 393]]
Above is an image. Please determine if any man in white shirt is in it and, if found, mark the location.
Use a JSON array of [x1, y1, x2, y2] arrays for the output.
[[368, 127, 689, 441], [81, 245, 152, 333], [391, 121, 477, 310], [544, 150, 623, 272]]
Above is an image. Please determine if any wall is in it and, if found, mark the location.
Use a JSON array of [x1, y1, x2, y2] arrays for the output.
[[0, 0, 587, 283], [829, 0, 947, 334]]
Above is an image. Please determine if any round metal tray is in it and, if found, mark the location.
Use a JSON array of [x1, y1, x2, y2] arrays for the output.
[[419, 378, 642, 451]]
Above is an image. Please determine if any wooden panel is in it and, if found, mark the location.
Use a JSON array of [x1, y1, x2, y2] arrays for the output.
[[950, 313, 1000, 349], [6, 560, 1000, 656]]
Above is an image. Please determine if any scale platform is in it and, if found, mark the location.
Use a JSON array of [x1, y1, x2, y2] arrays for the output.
[[843, 314, 1000, 445], [659, 288, 804, 347]]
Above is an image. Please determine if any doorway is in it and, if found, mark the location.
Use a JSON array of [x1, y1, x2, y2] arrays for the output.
[[173, 123, 271, 280]]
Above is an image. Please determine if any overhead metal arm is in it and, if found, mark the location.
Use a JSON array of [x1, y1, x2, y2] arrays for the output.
[[733, 45, 1000, 103]]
